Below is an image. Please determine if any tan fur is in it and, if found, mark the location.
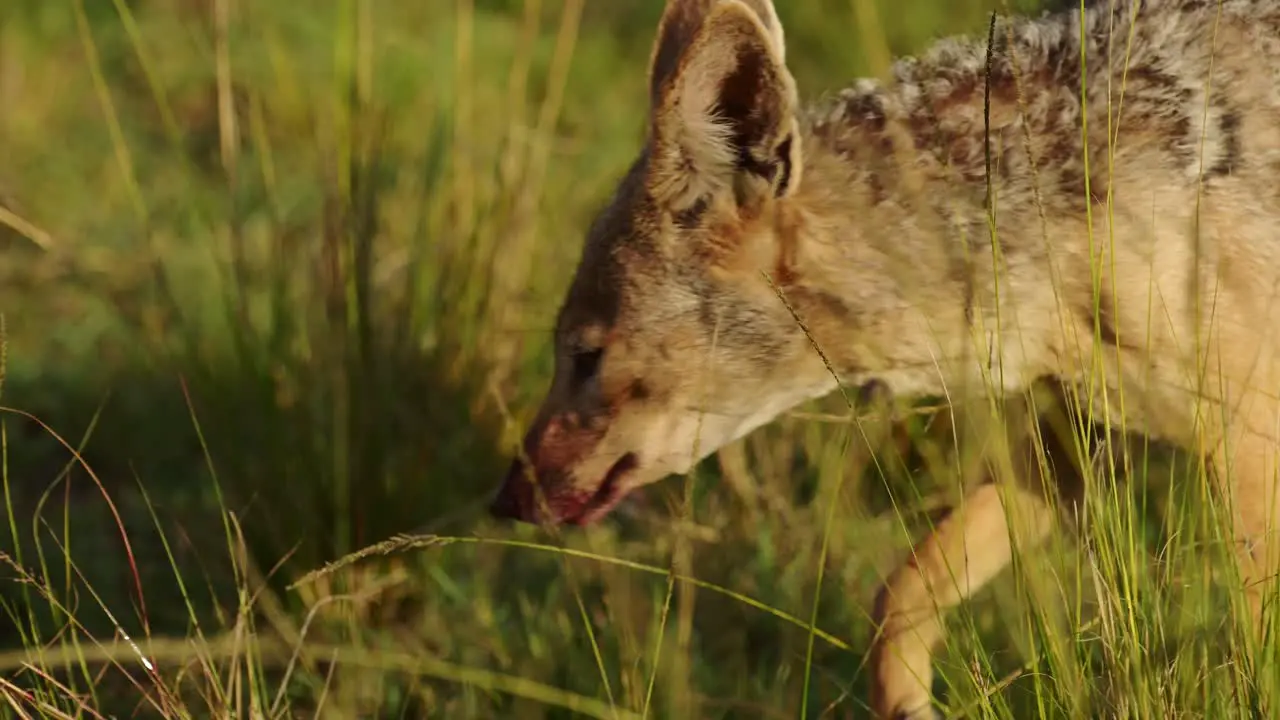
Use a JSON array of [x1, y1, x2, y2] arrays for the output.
[[489, 1, 1280, 717]]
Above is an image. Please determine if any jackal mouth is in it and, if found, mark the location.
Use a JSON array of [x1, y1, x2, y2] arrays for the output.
[[565, 452, 638, 526]]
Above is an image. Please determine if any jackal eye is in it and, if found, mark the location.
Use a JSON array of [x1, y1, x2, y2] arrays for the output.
[[569, 346, 604, 386]]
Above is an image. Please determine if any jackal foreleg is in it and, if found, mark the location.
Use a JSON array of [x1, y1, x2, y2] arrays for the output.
[[869, 479, 1057, 719], [868, 400, 1079, 720]]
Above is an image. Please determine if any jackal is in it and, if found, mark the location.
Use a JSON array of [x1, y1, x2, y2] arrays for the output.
[[489, 0, 1280, 716]]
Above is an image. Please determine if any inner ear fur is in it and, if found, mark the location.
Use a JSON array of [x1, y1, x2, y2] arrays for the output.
[[647, 2, 803, 213]]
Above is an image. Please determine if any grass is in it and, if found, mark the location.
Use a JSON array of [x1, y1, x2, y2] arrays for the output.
[[0, 0, 1275, 717]]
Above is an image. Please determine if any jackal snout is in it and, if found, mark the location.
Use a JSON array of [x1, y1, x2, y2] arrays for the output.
[[490, 406, 640, 526]]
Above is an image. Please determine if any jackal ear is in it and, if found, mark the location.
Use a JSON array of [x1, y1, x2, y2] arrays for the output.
[[647, 2, 800, 215], [648, 0, 787, 109]]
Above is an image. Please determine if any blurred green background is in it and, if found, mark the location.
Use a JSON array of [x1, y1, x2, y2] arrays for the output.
[[0, 1, 1259, 718]]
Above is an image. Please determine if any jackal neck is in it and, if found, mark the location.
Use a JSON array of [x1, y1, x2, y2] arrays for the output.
[[773, 49, 1071, 396], [750, 0, 1252, 397]]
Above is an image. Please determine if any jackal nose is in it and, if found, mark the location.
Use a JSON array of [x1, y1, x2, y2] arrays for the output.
[[489, 459, 532, 521], [488, 492, 518, 520], [488, 487, 520, 520]]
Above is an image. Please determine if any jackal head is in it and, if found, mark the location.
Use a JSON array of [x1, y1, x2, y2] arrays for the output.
[[490, 0, 834, 526]]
